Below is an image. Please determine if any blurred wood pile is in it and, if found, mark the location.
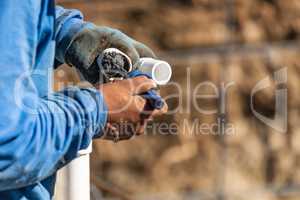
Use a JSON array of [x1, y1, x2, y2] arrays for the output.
[[56, 0, 300, 199]]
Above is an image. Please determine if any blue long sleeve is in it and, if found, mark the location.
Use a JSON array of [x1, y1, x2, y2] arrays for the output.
[[0, 0, 107, 192], [55, 6, 93, 64]]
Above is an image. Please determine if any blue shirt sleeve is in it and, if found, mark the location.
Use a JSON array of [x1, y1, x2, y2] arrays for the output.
[[55, 6, 93, 64], [0, 1, 107, 191]]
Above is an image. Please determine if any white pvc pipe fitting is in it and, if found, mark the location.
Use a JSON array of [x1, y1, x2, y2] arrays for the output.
[[57, 144, 92, 200], [138, 57, 172, 85]]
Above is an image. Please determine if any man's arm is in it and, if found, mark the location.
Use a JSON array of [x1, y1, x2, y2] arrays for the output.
[[55, 6, 90, 66], [0, 1, 107, 190], [53, 6, 156, 79]]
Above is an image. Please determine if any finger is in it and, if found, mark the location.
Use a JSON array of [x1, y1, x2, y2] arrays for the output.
[[106, 123, 118, 132], [104, 123, 136, 142], [118, 76, 157, 94], [118, 122, 136, 140], [133, 41, 156, 58], [133, 95, 148, 115], [102, 123, 119, 141], [132, 96, 168, 123], [135, 121, 148, 136], [131, 76, 157, 94], [148, 100, 168, 118]]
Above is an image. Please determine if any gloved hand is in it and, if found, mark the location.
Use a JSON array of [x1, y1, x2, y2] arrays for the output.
[[96, 76, 167, 142], [64, 25, 156, 84]]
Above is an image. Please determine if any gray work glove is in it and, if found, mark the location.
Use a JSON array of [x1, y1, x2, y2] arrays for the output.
[[64, 25, 155, 84]]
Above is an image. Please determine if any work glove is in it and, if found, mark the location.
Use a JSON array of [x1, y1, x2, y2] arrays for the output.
[[64, 25, 156, 84]]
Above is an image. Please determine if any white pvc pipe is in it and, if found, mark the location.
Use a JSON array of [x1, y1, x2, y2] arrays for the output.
[[138, 57, 172, 85], [58, 144, 92, 200]]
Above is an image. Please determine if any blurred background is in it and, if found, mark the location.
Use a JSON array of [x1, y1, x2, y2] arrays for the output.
[[55, 0, 300, 199]]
